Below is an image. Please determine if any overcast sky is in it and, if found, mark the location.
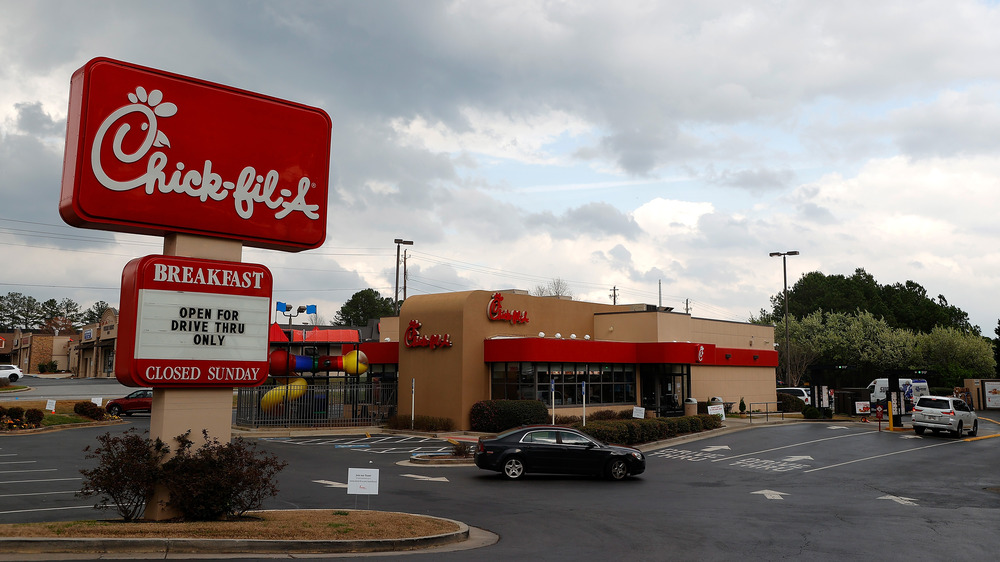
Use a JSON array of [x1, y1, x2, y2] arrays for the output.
[[3, 1, 1000, 333]]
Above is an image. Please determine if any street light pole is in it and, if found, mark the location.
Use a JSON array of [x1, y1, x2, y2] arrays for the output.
[[394, 238, 413, 314], [769, 251, 799, 385]]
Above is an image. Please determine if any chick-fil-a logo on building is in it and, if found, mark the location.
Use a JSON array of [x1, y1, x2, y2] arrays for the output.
[[487, 292, 530, 325], [60, 57, 332, 252], [403, 320, 453, 350]]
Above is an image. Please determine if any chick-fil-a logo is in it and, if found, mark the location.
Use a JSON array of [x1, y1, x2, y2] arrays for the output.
[[90, 86, 319, 222], [403, 320, 453, 350], [487, 293, 529, 325]]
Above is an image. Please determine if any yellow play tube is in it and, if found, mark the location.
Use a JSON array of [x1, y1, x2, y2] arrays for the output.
[[260, 376, 307, 413]]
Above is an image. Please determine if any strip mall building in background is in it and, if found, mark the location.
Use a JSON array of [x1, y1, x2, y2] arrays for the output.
[[362, 290, 779, 430]]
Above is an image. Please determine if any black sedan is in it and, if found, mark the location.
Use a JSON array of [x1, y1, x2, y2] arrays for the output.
[[474, 425, 645, 481]]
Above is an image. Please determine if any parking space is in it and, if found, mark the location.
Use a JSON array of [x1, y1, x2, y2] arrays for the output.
[[0, 441, 100, 523]]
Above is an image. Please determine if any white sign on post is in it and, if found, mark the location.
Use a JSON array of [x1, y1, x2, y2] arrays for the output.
[[707, 404, 726, 420], [91, 397, 102, 406], [348, 468, 380, 495], [46, 399, 57, 412], [632, 406, 645, 419]]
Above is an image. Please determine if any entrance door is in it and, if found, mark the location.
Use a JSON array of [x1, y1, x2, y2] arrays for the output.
[[641, 365, 688, 416]]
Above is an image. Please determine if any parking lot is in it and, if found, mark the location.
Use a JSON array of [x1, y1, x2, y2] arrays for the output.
[[2, 415, 999, 559]]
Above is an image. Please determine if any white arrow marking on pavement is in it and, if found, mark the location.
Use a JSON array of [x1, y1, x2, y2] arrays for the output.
[[752, 489, 788, 500], [313, 480, 348, 488], [782, 455, 814, 462], [827, 426, 849, 430], [401, 474, 450, 482], [702, 445, 731, 452], [877, 495, 918, 506], [900, 435, 922, 439]]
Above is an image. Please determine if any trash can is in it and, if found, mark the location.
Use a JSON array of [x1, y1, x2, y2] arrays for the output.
[[684, 397, 698, 416], [709, 396, 724, 416]]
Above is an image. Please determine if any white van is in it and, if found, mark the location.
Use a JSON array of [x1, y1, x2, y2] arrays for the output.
[[867, 378, 929, 411]]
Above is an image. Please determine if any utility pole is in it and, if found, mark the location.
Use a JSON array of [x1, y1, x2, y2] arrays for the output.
[[609, 286, 618, 305]]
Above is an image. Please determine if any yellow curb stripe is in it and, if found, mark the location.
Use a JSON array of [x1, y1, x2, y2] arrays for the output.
[[964, 434, 1000, 442]]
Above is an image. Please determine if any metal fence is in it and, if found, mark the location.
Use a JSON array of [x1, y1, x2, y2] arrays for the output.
[[234, 380, 398, 428]]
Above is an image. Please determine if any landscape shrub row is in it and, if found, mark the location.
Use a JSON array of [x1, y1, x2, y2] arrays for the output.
[[74, 401, 107, 420], [469, 400, 549, 432], [0, 405, 45, 430], [572, 414, 723, 446]]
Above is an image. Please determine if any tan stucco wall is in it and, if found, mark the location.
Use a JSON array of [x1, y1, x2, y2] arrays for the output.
[[691, 365, 777, 409]]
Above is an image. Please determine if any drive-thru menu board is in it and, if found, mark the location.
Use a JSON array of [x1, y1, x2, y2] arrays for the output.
[[116, 255, 272, 387]]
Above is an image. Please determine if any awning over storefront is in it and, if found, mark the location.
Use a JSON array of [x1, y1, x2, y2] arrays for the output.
[[483, 337, 777, 367]]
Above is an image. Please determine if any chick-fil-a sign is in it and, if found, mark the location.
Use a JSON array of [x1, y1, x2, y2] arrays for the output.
[[487, 293, 530, 325], [403, 320, 453, 350], [60, 57, 331, 251]]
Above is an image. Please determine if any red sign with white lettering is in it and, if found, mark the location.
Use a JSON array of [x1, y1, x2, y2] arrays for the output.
[[60, 57, 331, 251], [116, 255, 273, 387]]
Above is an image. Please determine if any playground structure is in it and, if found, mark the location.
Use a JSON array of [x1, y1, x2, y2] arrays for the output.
[[235, 348, 396, 428]]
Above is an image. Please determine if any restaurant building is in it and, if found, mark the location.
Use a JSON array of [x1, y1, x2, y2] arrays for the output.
[[360, 290, 779, 431]]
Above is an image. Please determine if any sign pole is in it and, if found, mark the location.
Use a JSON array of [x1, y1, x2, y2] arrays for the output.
[[582, 379, 587, 427], [411, 378, 415, 430], [551, 377, 556, 424]]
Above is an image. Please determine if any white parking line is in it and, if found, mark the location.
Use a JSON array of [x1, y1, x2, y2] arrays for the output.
[[0, 469, 57, 475], [0, 477, 81, 485], [0, 505, 96, 516], [0, 490, 77, 498], [0, 461, 36, 465], [803, 439, 960, 473]]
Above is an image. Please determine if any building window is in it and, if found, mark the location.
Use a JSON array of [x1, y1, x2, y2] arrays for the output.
[[489, 362, 637, 406]]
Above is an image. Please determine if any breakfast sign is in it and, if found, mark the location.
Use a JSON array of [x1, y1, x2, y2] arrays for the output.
[[59, 57, 331, 251], [115, 255, 273, 387]]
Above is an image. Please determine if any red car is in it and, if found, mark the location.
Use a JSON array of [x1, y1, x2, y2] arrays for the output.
[[106, 389, 153, 416]]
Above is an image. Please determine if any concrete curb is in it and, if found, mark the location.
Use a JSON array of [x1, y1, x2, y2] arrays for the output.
[[0, 512, 472, 555]]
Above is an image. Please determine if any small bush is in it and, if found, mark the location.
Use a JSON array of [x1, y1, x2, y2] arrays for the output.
[[73, 401, 106, 420], [588, 409, 623, 421], [25, 408, 44, 426], [469, 400, 548, 432], [776, 393, 805, 413], [554, 414, 582, 425], [802, 406, 822, 419], [78, 428, 169, 521], [160, 430, 288, 521], [0, 405, 6, 417], [5, 406, 24, 421]]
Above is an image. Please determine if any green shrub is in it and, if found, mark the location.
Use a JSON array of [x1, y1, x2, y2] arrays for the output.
[[469, 400, 548, 432], [73, 401, 106, 420], [160, 430, 288, 521], [554, 414, 582, 425], [0, 405, 6, 417], [588, 409, 622, 421], [5, 406, 24, 421], [698, 414, 723, 430], [572, 414, 719, 446], [78, 428, 169, 521], [776, 393, 805, 413], [25, 408, 44, 426], [802, 406, 822, 419], [673, 416, 690, 433], [688, 416, 703, 432]]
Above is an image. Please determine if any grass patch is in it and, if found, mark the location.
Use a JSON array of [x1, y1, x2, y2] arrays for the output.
[[0, 510, 458, 541]]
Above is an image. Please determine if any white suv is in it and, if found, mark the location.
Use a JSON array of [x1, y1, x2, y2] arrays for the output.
[[1, 364, 24, 383], [776, 387, 811, 406], [912, 396, 978, 438]]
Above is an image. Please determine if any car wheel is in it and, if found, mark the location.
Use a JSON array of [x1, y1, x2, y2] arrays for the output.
[[969, 420, 978, 437], [952, 421, 963, 438], [606, 458, 628, 481], [502, 457, 525, 480], [913, 426, 925, 435], [9, 374, 18, 383], [108, 404, 122, 417]]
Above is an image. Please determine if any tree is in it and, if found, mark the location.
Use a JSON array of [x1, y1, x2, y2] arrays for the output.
[[334, 289, 394, 326], [916, 327, 995, 388], [81, 301, 111, 325], [530, 278, 573, 299], [0, 292, 43, 330]]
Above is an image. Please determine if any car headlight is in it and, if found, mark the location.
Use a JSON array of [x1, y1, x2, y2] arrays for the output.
[[631, 452, 643, 461]]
